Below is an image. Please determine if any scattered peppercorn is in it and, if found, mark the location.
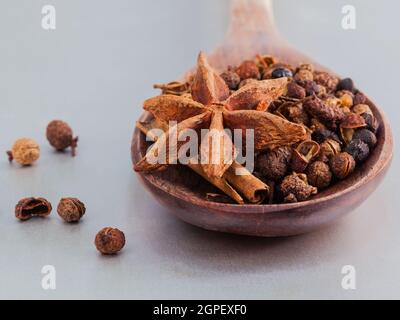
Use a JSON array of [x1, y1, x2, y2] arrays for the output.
[[353, 128, 377, 148], [306, 161, 332, 189], [336, 78, 354, 92], [57, 198, 86, 223], [272, 67, 293, 79], [287, 81, 306, 99], [344, 139, 370, 163], [220, 68, 241, 90], [95, 227, 126, 255], [280, 173, 317, 203], [7, 138, 40, 166], [46, 120, 78, 157], [15, 197, 52, 221], [330, 152, 356, 179], [235, 60, 260, 80], [256, 146, 292, 181]]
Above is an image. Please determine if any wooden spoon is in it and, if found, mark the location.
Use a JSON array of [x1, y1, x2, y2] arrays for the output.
[[131, 0, 393, 237]]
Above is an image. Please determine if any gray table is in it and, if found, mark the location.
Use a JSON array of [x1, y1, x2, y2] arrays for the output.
[[0, 0, 398, 299]]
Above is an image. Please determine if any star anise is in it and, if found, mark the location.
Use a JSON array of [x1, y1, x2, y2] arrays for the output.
[[134, 52, 308, 203]]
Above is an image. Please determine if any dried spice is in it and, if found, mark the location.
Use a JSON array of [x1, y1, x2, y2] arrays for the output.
[[7, 138, 40, 166], [280, 173, 317, 203], [57, 198, 86, 222], [256, 146, 292, 181], [95, 227, 125, 255], [15, 197, 52, 221], [306, 161, 332, 189], [291, 140, 320, 172], [330, 152, 356, 179], [344, 139, 370, 163], [46, 120, 78, 157], [135, 52, 380, 204]]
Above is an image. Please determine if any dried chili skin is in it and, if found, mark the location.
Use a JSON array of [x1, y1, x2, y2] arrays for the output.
[[95, 227, 125, 255], [15, 197, 52, 221]]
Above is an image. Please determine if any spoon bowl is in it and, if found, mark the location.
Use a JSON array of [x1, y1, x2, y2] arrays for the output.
[[131, 0, 393, 236]]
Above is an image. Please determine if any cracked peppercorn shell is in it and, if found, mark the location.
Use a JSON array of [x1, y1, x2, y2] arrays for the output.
[[306, 161, 332, 189], [220, 69, 241, 90], [353, 128, 377, 148], [280, 173, 317, 202], [7, 138, 40, 166], [57, 198, 86, 222], [46, 120, 78, 156], [95, 227, 125, 255], [329, 152, 356, 179], [344, 139, 370, 163], [318, 138, 341, 163], [235, 60, 260, 80], [256, 146, 292, 181], [15, 197, 52, 221]]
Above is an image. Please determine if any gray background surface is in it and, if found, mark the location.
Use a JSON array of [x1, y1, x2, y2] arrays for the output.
[[0, 0, 398, 299]]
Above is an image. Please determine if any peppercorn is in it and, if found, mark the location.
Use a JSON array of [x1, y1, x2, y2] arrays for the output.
[[312, 128, 340, 144], [344, 139, 370, 163], [280, 173, 317, 203], [15, 197, 52, 221], [57, 198, 86, 223], [256, 146, 292, 181], [280, 102, 309, 125], [306, 161, 332, 189], [7, 138, 40, 166], [95, 227, 126, 255], [353, 92, 367, 105], [340, 113, 366, 129], [220, 68, 241, 90], [336, 90, 354, 108], [291, 140, 320, 172], [314, 71, 339, 92], [271, 67, 293, 79], [336, 78, 354, 92], [329, 152, 356, 179], [318, 138, 341, 163], [361, 112, 380, 133], [46, 120, 78, 157], [294, 69, 313, 82], [287, 81, 306, 99], [303, 95, 344, 128], [296, 80, 320, 96], [235, 60, 260, 80], [309, 118, 327, 132], [353, 128, 377, 149], [352, 104, 372, 115]]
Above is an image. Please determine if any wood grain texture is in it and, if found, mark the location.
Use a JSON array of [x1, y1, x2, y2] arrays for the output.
[[131, 0, 393, 236]]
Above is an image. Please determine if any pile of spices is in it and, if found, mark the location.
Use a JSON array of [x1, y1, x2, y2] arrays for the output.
[[134, 52, 379, 204]]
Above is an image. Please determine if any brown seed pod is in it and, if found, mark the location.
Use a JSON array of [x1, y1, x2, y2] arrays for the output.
[[57, 198, 86, 222], [15, 197, 52, 221], [303, 95, 344, 128], [287, 81, 306, 99], [46, 120, 78, 157], [291, 140, 320, 172], [235, 60, 260, 80], [280, 173, 318, 203], [7, 138, 40, 166], [256, 146, 292, 181], [329, 152, 356, 179], [306, 161, 332, 189], [95, 227, 126, 255], [318, 138, 341, 163], [313, 71, 339, 92], [294, 69, 314, 82], [340, 113, 366, 129], [352, 104, 372, 115]]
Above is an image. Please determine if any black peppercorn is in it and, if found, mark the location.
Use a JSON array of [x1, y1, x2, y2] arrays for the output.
[[271, 67, 293, 79], [344, 139, 370, 163], [353, 129, 377, 148], [336, 78, 354, 92], [306, 161, 332, 189], [46, 120, 78, 157], [312, 128, 341, 144], [220, 68, 241, 90], [330, 152, 356, 179], [280, 173, 317, 203]]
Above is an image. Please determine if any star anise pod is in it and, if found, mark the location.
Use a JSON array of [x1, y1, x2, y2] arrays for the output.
[[135, 52, 307, 177]]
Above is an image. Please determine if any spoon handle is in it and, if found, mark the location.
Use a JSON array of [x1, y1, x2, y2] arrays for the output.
[[227, 0, 279, 40]]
